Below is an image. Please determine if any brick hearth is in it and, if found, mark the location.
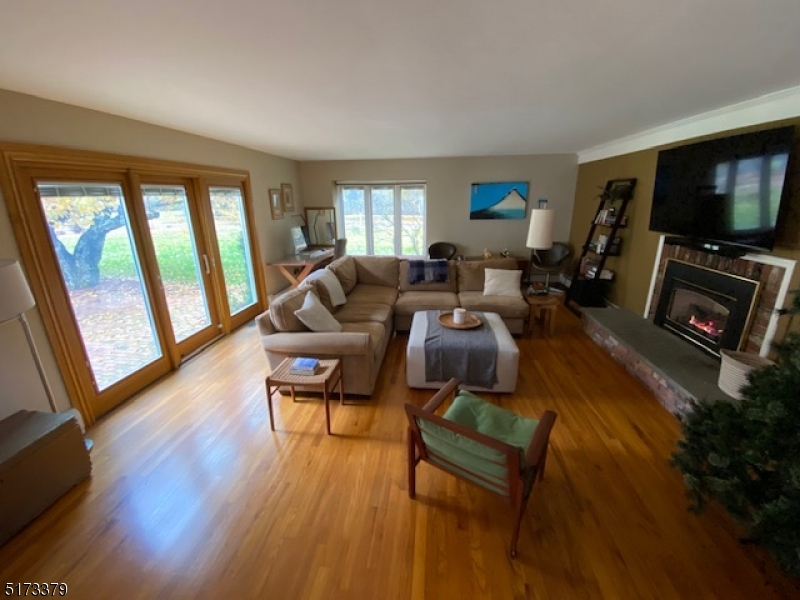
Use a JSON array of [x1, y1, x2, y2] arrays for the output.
[[580, 240, 795, 419], [582, 309, 731, 418]]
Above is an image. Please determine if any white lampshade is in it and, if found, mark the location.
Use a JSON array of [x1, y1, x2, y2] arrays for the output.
[[526, 209, 556, 250], [0, 259, 36, 323]]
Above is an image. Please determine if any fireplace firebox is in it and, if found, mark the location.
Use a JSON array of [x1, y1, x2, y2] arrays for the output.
[[653, 260, 758, 357]]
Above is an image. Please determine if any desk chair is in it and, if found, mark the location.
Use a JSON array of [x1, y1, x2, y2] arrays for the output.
[[428, 242, 457, 260], [530, 242, 571, 292], [405, 378, 557, 557]]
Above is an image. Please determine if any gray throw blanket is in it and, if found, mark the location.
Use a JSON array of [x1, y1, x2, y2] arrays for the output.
[[424, 310, 498, 388], [408, 259, 449, 284]]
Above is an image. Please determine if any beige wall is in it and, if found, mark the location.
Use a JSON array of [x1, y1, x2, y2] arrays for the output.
[[0, 88, 301, 418], [300, 155, 578, 259], [571, 117, 800, 316]]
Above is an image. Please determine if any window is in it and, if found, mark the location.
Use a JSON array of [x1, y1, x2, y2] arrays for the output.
[[337, 183, 426, 255]]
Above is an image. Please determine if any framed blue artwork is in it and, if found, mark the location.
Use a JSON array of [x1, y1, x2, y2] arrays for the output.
[[469, 181, 529, 220]]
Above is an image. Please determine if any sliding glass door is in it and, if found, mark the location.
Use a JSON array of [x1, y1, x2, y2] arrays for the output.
[[208, 185, 258, 322], [37, 180, 167, 393], [5, 152, 264, 423], [141, 183, 221, 358]]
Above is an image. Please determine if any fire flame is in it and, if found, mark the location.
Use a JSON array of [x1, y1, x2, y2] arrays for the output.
[[689, 314, 724, 338]]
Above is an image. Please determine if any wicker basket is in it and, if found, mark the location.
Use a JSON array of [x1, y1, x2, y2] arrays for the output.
[[717, 350, 774, 400]]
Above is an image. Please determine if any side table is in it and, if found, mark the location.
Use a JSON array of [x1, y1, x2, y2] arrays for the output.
[[265, 358, 344, 434], [524, 294, 560, 337]]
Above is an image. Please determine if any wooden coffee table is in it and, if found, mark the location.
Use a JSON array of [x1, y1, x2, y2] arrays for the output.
[[265, 358, 344, 434]]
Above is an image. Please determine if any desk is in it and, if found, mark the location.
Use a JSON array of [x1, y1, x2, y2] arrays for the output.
[[268, 248, 334, 287]]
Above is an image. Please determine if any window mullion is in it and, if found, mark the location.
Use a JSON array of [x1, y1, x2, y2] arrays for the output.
[[365, 186, 374, 254], [394, 184, 402, 255]]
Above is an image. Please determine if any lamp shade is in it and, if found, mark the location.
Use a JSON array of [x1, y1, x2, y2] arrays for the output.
[[526, 209, 556, 250], [0, 259, 36, 323]]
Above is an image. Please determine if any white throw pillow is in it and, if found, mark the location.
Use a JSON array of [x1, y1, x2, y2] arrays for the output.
[[305, 268, 347, 307], [294, 292, 343, 332], [483, 268, 522, 297]]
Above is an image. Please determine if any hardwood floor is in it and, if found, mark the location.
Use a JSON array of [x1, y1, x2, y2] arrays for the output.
[[2, 306, 797, 599]]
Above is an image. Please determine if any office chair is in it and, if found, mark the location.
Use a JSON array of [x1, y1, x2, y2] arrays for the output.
[[530, 242, 571, 293], [428, 242, 457, 260]]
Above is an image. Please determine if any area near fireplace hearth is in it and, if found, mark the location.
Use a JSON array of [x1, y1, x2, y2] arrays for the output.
[[645, 239, 796, 357], [581, 237, 796, 418]]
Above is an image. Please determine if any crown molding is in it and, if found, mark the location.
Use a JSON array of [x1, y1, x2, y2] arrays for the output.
[[578, 85, 800, 164]]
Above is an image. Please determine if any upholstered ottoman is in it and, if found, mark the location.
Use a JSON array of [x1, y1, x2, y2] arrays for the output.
[[406, 311, 519, 393], [0, 410, 91, 545]]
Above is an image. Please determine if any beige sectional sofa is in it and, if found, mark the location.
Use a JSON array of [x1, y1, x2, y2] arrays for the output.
[[255, 255, 529, 396]]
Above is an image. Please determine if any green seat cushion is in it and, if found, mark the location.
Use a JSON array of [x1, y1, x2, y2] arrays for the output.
[[445, 390, 539, 451], [417, 390, 539, 496]]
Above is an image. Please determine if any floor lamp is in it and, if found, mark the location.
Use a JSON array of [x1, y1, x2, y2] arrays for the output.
[[525, 203, 556, 295], [0, 259, 93, 452]]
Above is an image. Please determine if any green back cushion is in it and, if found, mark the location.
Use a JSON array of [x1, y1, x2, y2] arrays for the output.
[[417, 390, 539, 496]]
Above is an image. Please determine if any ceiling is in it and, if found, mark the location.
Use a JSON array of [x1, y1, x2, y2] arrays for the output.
[[1, 0, 799, 161]]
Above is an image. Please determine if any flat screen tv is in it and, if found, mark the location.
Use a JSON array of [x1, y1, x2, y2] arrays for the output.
[[649, 125, 795, 251]]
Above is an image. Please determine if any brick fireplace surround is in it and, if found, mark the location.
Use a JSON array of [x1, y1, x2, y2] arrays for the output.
[[581, 239, 796, 418]]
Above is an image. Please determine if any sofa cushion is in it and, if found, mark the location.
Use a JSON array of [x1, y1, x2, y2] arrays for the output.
[[394, 291, 459, 316], [398, 260, 457, 292], [294, 291, 342, 332], [446, 390, 538, 451], [299, 278, 335, 313], [456, 258, 518, 292], [305, 268, 347, 306], [354, 256, 400, 288], [333, 302, 393, 325], [327, 255, 358, 295], [483, 268, 523, 297], [458, 291, 530, 318], [341, 321, 386, 364], [269, 287, 311, 332], [346, 284, 399, 306]]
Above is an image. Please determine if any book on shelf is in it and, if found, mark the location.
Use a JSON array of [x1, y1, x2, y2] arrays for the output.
[[586, 266, 615, 280], [289, 357, 320, 375]]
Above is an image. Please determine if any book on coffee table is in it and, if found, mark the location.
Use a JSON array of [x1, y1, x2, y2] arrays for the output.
[[289, 357, 320, 375]]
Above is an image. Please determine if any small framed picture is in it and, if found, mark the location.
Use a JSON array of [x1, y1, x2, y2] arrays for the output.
[[281, 183, 295, 213], [604, 178, 637, 202], [269, 188, 283, 220]]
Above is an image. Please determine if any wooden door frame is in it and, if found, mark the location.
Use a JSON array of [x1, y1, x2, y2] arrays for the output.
[[0, 142, 266, 425]]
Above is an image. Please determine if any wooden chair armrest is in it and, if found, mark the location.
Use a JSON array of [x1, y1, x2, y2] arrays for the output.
[[419, 378, 460, 413], [524, 410, 557, 467]]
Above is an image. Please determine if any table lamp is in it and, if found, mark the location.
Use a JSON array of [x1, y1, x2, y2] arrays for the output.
[[0, 259, 93, 451], [525, 200, 556, 295]]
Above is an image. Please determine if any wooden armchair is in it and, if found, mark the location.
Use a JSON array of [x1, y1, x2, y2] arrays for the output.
[[404, 378, 557, 557]]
